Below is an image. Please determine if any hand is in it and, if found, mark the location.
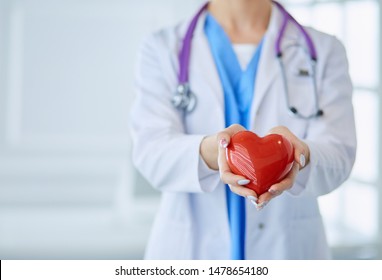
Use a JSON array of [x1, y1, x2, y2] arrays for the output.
[[216, 124, 259, 199], [200, 124, 246, 170], [255, 126, 310, 210]]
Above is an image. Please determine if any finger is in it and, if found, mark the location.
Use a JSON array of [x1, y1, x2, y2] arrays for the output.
[[254, 194, 271, 210], [216, 133, 254, 198], [217, 141, 250, 186], [267, 162, 300, 195], [267, 126, 307, 169], [254, 190, 282, 211], [216, 124, 246, 148], [256, 162, 300, 209], [256, 185, 286, 207], [267, 125, 288, 135], [216, 126, 257, 200], [228, 184, 258, 198], [291, 140, 306, 169], [217, 125, 247, 185], [225, 124, 246, 135], [220, 169, 251, 187]]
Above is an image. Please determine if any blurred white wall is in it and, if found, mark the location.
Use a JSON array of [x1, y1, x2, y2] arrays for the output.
[[0, 0, 204, 259], [285, 0, 382, 260], [0, 0, 380, 260]]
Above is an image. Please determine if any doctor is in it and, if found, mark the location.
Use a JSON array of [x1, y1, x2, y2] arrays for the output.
[[130, 0, 356, 259]]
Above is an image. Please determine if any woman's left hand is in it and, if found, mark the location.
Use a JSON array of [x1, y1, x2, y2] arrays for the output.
[[255, 126, 310, 210]]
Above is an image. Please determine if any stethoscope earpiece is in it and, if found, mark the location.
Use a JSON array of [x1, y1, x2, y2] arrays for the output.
[[289, 107, 298, 114], [288, 107, 324, 119]]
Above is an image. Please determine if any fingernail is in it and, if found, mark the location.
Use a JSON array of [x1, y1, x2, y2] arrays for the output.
[[238, 179, 250, 185], [247, 195, 258, 207], [300, 154, 306, 167], [268, 189, 281, 196], [256, 201, 268, 211], [220, 139, 228, 148]]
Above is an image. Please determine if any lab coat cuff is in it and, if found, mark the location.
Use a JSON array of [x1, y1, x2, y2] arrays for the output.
[[287, 162, 312, 196], [198, 154, 219, 180]]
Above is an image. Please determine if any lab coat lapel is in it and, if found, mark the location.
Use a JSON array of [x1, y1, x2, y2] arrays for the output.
[[249, 4, 284, 128], [250, 34, 278, 121], [189, 13, 225, 116]]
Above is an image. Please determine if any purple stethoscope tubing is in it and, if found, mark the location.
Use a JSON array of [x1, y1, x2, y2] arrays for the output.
[[171, 2, 209, 112], [178, 2, 209, 85], [173, 1, 323, 118], [273, 1, 317, 60]]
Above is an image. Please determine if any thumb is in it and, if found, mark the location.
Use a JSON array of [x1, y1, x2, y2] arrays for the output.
[[216, 131, 231, 149], [216, 124, 246, 148], [293, 141, 306, 169]]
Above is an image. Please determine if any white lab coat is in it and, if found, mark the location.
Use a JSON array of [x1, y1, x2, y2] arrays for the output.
[[130, 3, 356, 260]]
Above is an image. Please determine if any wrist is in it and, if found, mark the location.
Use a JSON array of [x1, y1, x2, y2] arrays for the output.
[[200, 135, 219, 170]]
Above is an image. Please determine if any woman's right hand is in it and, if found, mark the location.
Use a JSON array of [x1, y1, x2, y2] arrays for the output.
[[200, 124, 258, 198], [216, 124, 259, 200]]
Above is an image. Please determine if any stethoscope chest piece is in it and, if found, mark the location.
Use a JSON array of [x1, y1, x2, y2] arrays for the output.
[[172, 83, 197, 112]]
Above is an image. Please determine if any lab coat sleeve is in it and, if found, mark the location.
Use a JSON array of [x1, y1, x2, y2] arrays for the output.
[[130, 34, 220, 193], [288, 37, 357, 197]]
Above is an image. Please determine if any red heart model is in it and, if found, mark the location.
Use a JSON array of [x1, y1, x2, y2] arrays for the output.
[[226, 131, 294, 195]]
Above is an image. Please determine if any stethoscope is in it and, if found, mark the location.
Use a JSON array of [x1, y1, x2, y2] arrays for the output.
[[172, 1, 324, 119]]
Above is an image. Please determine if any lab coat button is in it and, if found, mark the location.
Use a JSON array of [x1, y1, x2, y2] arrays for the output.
[[258, 223, 265, 229]]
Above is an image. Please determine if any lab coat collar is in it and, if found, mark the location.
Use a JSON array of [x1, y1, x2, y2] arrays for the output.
[[189, 11, 225, 114], [184, 2, 290, 129]]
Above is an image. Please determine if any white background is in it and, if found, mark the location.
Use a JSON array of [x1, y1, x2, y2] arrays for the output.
[[0, 0, 204, 259], [0, 0, 381, 259]]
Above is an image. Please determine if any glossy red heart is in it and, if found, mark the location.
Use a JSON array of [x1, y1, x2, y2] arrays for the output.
[[226, 131, 294, 195]]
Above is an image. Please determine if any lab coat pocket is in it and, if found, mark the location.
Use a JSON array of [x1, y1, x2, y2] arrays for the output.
[[286, 216, 330, 259]]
